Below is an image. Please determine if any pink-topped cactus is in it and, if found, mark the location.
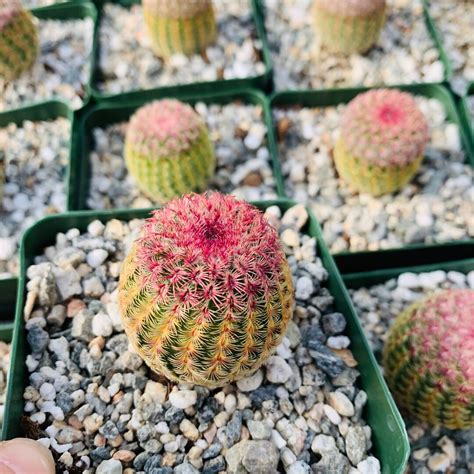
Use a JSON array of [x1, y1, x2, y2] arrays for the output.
[[118, 192, 294, 388], [333, 88, 430, 195], [384, 288, 474, 429], [313, 0, 386, 54], [0, 0, 38, 80], [124, 99, 215, 202]]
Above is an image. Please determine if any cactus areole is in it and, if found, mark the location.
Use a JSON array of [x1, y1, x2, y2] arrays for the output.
[[118, 193, 294, 388], [384, 289, 474, 429]]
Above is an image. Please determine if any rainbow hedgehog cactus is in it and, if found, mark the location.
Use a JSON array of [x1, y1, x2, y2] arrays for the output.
[[313, 0, 386, 54], [383, 289, 474, 430], [118, 192, 294, 388], [124, 99, 215, 203], [0, 0, 38, 81], [334, 88, 430, 196], [142, 0, 217, 58]]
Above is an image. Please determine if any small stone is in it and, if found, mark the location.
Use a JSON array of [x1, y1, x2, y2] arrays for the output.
[[242, 441, 279, 474], [357, 456, 381, 474], [287, 461, 311, 474], [169, 390, 197, 409], [311, 434, 336, 454], [203, 455, 226, 473], [71, 310, 94, 342], [265, 355, 293, 384], [315, 450, 350, 474], [87, 249, 108, 268], [113, 450, 135, 463], [236, 369, 263, 392], [295, 276, 314, 300], [281, 228, 300, 247], [180, 419, 199, 441], [39, 383, 56, 401], [144, 380, 167, 404], [174, 463, 200, 474], [84, 277, 105, 297], [427, 452, 451, 472], [327, 392, 355, 417], [27, 326, 49, 354], [92, 312, 113, 337], [321, 312, 346, 336], [281, 204, 308, 230], [247, 420, 271, 440], [345, 426, 366, 465], [96, 459, 123, 474]]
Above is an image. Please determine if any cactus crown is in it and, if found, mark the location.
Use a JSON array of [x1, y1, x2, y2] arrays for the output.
[[126, 99, 206, 159], [315, 0, 385, 17], [0, 0, 21, 30], [142, 0, 213, 19], [384, 288, 474, 429], [341, 89, 429, 168]]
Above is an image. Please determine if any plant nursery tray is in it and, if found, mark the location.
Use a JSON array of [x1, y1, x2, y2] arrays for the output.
[[0, 100, 74, 318], [68, 88, 284, 210], [270, 83, 474, 258], [89, 0, 273, 103], [2, 200, 409, 473]]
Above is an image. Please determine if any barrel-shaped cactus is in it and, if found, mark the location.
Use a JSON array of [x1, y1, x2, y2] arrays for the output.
[[333, 89, 430, 196], [118, 192, 294, 388], [0, 0, 38, 81], [124, 99, 215, 203], [313, 0, 386, 54], [142, 0, 217, 58], [383, 289, 474, 429]]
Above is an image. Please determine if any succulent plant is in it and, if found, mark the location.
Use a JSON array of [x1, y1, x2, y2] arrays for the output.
[[383, 288, 474, 429], [142, 0, 217, 58], [0, 150, 4, 205], [313, 0, 386, 54], [333, 88, 430, 196], [0, 0, 38, 81], [118, 192, 294, 388], [124, 99, 216, 203]]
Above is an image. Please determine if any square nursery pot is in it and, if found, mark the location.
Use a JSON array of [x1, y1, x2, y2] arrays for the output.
[[89, 0, 273, 103], [3, 200, 409, 473], [26, 2, 98, 109], [270, 83, 474, 261], [68, 88, 285, 210], [0, 100, 74, 321]]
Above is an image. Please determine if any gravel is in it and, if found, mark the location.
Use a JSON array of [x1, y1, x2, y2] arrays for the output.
[[22, 205, 381, 473], [97, 1, 266, 95], [425, 0, 474, 94], [0, 17, 94, 111], [87, 101, 277, 209], [274, 95, 474, 253], [263, 0, 444, 91], [0, 117, 70, 278], [23, 0, 69, 7], [0, 340, 10, 430], [350, 270, 474, 473]]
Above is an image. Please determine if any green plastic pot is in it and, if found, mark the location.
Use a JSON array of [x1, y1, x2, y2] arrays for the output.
[[68, 88, 285, 211], [269, 83, 474, 259], [0, 100, 74, 322], [3, 200, 409, 473], [89, 0, 273, 103]]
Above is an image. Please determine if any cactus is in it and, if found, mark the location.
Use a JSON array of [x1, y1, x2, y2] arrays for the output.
[[383, 289, 474, 429], [0, 0, 38, 81], [124, 99, 216, 203], [333, 89, 430, 196], [0, 150, 4, 205], [118, 192, 294, 388], [142, 0, 217, 58], [313, 0, 386, 54]]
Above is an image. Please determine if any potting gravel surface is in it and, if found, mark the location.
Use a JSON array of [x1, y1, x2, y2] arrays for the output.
[[23, 0, 69, 7], [264, 0, 444, 91], [0, 118, 70, 278], [87, 102, 277, 210], [0, 340, 11, 430], [0, 17, 93, 112], [21, 205, 381, 473], [350, 270, 474, 473], [426, 0, 474, 93], [274, 96, 474, 253], [97, 1, 266, 95]]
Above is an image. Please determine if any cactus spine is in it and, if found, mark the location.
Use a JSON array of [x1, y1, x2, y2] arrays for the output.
[[313, 0, 386, 54], [124, 99, 215, 203], [383, 289, 474, 429], [142, 0, 217, 58], [333, 89, 430, 196], [118, 192, 294, 388], [0, 0, 38, 81]]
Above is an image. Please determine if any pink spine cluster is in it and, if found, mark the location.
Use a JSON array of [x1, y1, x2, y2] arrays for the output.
[[0, 0, 21, 30], [314, 0, 386, 17]]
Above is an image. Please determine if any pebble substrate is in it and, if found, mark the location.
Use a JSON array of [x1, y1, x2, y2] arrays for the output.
[[264, 0, 444, 91], [0, 118, 70, 278], [87, 102, 277, 210], [0, 340, 11, 430], [22, 205, 381, 473], [23, 0, 68, 7], [0, 17, 93, 111], [274, 95, 474, 253], [350, 270, 474, 473], [97, 1, 266, 95]]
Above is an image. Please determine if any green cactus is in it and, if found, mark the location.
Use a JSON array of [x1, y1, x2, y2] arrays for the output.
[[333, 89, 430, 196], [124, 99, 216, 203], [0, 1, 38, 81], [143, 0, 217, 58], [383, 289, 474, 429], [313, 0, 386, 54], [118, 192, 294, 388]]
